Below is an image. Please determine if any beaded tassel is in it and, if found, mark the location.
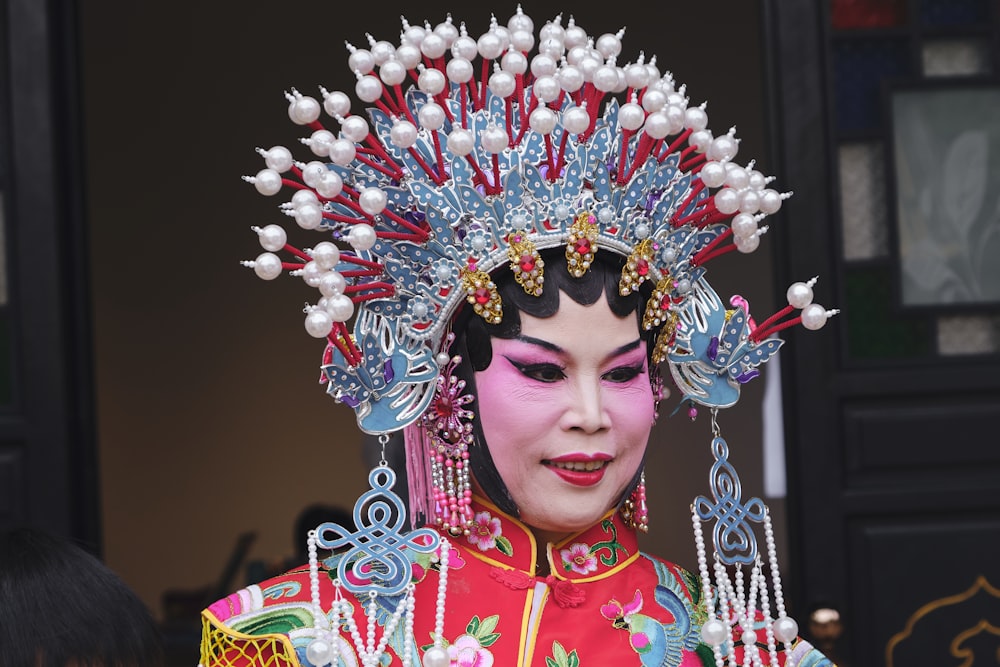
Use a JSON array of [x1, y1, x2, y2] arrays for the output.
[[691, 411, 799, 666]]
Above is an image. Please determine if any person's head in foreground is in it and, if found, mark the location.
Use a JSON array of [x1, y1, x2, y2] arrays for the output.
[[0, 527, 165, 667]]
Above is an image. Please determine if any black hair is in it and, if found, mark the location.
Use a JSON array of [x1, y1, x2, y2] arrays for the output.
[[451, 248, 655, 516], [0, 526, 165, 667]]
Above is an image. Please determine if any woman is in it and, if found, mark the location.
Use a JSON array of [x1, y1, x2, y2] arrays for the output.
[[203, 9, 837, 667]]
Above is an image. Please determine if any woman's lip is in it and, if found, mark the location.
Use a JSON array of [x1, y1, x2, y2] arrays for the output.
[[546, 453, 612, 463], [546, 463, 607, 487]]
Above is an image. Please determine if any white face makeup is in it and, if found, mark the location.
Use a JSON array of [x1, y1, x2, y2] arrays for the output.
[[474, 292, 655, 545]]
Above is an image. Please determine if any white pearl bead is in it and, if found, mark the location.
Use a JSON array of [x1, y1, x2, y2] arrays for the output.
[[294, 203, 323, 230], [300, 161, 327, 188], [306, 638, 333, 666], [301, 261, 324, 286], [323, 90, 351, 117], [689, 129, 713, 153], [390, 120, 418, 149], [252, 253, 282, 280], [341, 116, 369, 143], [592, 65, 619, 92], [355, 74, 383, 103], [562, 106, 590, 135], [319, 271, 347, 297], [510, 29, 534, 52], [395, 44, 422, 69], [263, 146, 293, 172], [579, 55, 601, 81], [252, 169, 282, 196], [532, 75, 561, 103], [537, 37, 565, 59], [421, 33, 447, 59], [731, 213, 758, 239], [714, 188, 740, 215], [676, 278, 692, 294], [258, 224, 287, 251], [773, 616, 799, 643], [701, 619, 727, 646], [312, 241, 340, 270], [556, 65, 584, 93], [418, 103, 446, 131], [488, 71, 516, 98], [741, 629, 756, 645], [529, 107, 557, 135], [642, 111, 670, 140], [348, 48, 374, 75], [327, 294, 355, 323], [800, 303, 829, 330], [530, 54, 557, 77], [708, 135, 739, 162], [451, 35, 477, 60], [370, 40, 394, 66], [624, 62, 649, 89], [664, 104, 685, 134], [481, 126, 509, 154], [446, 128, 475, 156], [446, 57, 474, 83], [501, 50, 528, 75], [786, 281, 814, 308], [316, 171, 344, 199], [307, 130, 334, 157], [477, 32, 504, 60], [595, 32, 622, 58], [759, 188, 783, 214], [735, 233, 761, 253], [418, 69, 446, 96], [422, 646, 449, 667], [641, 89, 667, 112], [292, 189, 319, 208], [685, 106, 709, 131], [435, 264, 453, 282], [748, 169, 767, 190], [348, 223, 377, 250], [435, 352, 451, 367], [379, 60, 407, 87], [725, 167, 750, 190], [618, 102, 645, 131], [305, 308, 333, 338], [739, 190, 761, 214], [700, 162, 727, 188], [289, 95, 321, 125], [328, 139, 356, 166]]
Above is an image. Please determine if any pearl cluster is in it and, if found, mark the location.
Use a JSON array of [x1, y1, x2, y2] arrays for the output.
[[306, 530, 452, 667], [692, 502, 798, 667]]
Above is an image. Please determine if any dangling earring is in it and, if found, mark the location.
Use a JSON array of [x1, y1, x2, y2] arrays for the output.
[[419, 333, 475, 536], [649, 364, 669, 423], [621, 470, 649, 533]]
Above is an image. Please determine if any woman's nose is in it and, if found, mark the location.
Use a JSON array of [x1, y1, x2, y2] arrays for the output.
[[561, 379, 611, 432]]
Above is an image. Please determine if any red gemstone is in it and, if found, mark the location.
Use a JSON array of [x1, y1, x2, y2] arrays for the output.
[[660, 295, 671, 310], [474, 288, 491, 305], [636, 258, 649, 276], [574, 238, 591, 254], [519, 253, 535, 272]]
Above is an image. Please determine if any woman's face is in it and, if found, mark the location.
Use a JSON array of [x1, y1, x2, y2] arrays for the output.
[[474, 291, 655, 544]]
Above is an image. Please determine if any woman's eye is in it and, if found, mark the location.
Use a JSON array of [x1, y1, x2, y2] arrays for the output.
[[508, 360, 566, 382], [603, 365, 644, 383]]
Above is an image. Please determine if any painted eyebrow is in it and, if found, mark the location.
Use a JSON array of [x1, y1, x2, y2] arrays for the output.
[[513, 335, 643, 360]]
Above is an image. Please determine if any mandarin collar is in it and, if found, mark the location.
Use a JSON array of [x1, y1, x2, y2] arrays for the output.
[[455, 496, 640, 580]]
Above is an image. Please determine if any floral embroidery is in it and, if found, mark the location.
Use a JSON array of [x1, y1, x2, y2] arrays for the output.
[[422, 615, 500, 667], [560, 542, 598, 575], [590, 518, 628, 566], [544, 640, 580, 667], [600, 589, 645, 629], [466, 511, 513, 556]]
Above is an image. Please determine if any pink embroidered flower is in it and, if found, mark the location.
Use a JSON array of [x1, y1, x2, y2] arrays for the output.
[[447, 634, 494, 667], [560, 542, 598, 575], [600, 590, 644, 620], [467, 511, 502, 551]]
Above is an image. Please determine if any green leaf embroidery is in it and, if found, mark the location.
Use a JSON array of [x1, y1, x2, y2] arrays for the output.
[[467, 616, 481, 634], [545, 640, 580, 667], [590, 518, 628, 566], [476, 615, 500, 636], [495, 535, 514, 557]]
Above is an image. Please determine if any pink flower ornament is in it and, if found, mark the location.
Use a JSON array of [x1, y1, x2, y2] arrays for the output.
[[560, 542, 598, 575], [467, 511, 502, 551], [447, 634, 494, 667]]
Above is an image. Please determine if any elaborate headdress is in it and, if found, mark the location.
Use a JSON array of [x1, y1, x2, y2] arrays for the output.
[[239, 8, 837, 666]]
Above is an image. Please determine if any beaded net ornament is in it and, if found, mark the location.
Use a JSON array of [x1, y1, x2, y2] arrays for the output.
[[239, 7, 837, 666]]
